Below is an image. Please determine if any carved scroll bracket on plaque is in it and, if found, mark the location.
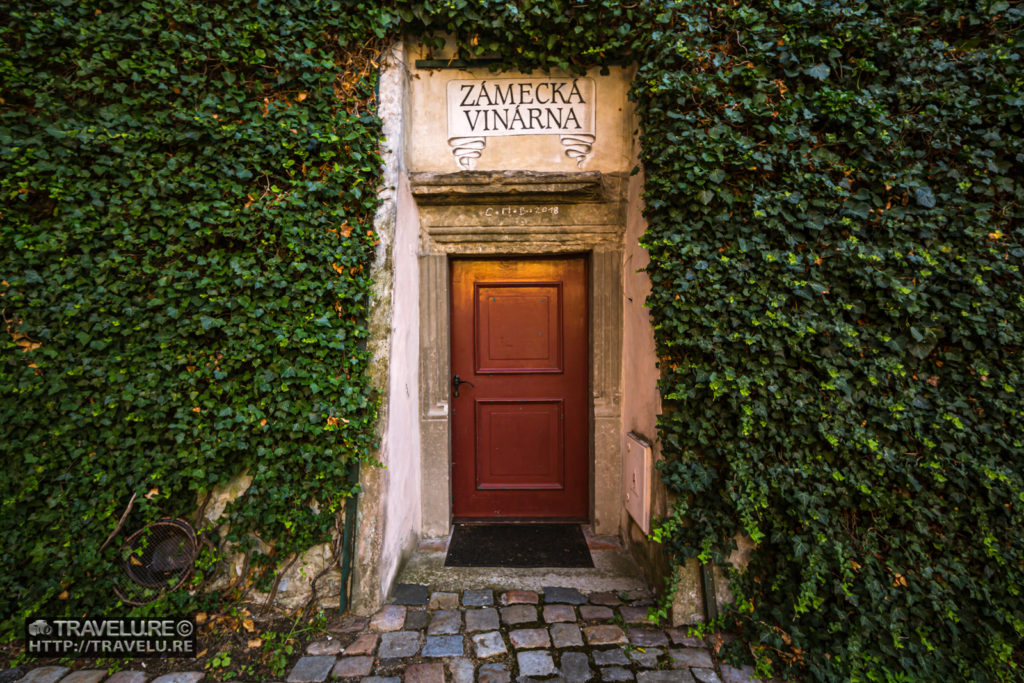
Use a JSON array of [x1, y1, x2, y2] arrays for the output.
[[447, 78, 596, 170]]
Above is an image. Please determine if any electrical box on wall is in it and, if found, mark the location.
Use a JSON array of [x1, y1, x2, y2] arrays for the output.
[[623, 432, 652, 534]]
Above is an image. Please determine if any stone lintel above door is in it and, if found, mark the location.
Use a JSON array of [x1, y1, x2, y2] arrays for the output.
[[410, 170, 606, 205]]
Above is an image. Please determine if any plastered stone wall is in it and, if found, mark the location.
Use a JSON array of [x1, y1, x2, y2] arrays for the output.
[[351, 40, 424, 615], [198, 472, 344, 611]]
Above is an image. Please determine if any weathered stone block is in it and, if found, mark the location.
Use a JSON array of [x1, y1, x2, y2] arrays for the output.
[[508, 628, 550, 649], [465, 607, 499, 632], [378, 631, 421, 659], [580, 605, 613, 621], [288, 655, 336, 683], [472, 631, 507, 658], [669, 647, 714, 669], [501, 590, 539, 605], [427, 609, 461, 635], [517, 651, 555, 677], [329, 655, 373, 679], [404, 662, 444, 683], [391, 583, 429, 606], [627, 627, 669, 648], [500, 604, 538, 625], [584, 625, 628, 645], [560, 651, 593, 683], [462, 589, 494, 606], [543, 604, 576, 623], [428, 592, 459, 610], [550, 623, 584, 648], [422, 635, 463, 658], [343, 632, 378, 656], [543, 586, 587, 604], [370, 605, 406, 632]]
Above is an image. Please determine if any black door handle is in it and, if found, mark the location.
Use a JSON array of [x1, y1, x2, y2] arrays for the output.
[[452, 374, 475, 398]]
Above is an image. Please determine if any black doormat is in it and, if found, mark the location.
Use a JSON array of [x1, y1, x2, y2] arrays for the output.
[[445, 523, 594, 568]]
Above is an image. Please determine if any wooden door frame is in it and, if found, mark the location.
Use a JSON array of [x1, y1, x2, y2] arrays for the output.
[[411, 171, 626, 539]]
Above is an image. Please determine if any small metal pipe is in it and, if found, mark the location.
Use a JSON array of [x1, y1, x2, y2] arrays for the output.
[[339, 461, 360, 613], [700, 560, 719, 623]]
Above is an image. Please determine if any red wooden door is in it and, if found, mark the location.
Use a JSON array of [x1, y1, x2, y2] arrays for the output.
[[450, 257, 589, 520]]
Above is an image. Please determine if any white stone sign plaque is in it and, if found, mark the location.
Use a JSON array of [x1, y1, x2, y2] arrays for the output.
[[446, 78, 596, 170]]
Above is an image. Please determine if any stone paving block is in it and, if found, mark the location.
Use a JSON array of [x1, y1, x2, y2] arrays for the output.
[[543, 586, 587, 604], [404, 662, 444, 683], [427, 609, 461, 635], [0, 668, 25, 683], [500, 604, 538, 625], [61, 671, 107, 683], [593, 648, 630, 666], [669, 647, 714, 669], [623, 588, 653, 602], [550, 622, 584, 648], [343, 632, 378, 656], [428, 591, 460, 610], [150, 674, 204, 683], [378, 631, 422, 658], [719, 664, 763, 683], [369, 605, 406, 632], [666, 628, 705, 647], [465, 607, 500, 632], [584, 624, 628, 645], [330, 655, 373, 679], [618, 605, 654, 625], [579, 605, 613, 621], [501, 589, 539, 605], [509, 628, 550, 649], [404, 609, 429, 630], [543, 604, 576, 623], [18, 667, 71, 683], [517, 651, 556, 677], [472, 631, 507, 658], [422, 635, 464, 657], [637, 672, 695, 683], [600, 667, 634, 682], [360, 678, 400, 683], [463, 589, 494, 606], [628, 627, 669, 648], [588, 591, 623, 606], [448, 658, 475, 683], [560, 651, 592, 683], [391, 583, 429, 606], [105, 672, 149, 683], [306, 636, 343, 655], [288, 656, 337, 683], [329, 616, 369, 634], [692, 669, 723, 683], [628, 646, 662, 669], [478, 663, 512, 683]]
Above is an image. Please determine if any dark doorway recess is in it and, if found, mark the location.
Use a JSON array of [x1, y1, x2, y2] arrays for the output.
[[444, 523, 594, 568]]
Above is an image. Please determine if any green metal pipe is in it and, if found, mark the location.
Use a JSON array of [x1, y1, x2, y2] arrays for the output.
[[339, 461, 360, 613]]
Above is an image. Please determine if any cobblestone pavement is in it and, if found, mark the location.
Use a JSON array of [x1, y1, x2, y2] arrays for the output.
[[4, 586, 769, 682]]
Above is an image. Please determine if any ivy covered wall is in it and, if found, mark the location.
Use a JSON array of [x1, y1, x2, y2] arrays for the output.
[[2, 1, 1021, 680]]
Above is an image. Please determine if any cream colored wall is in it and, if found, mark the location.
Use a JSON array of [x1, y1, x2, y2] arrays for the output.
[[351, 43, 423, 615], [619, 161, 710, 626], [619, 166, 670, 578], [406, 42, 635, 175]]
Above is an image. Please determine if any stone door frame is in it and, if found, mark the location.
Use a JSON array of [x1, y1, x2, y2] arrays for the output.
[[412, 170, 625, 538]]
